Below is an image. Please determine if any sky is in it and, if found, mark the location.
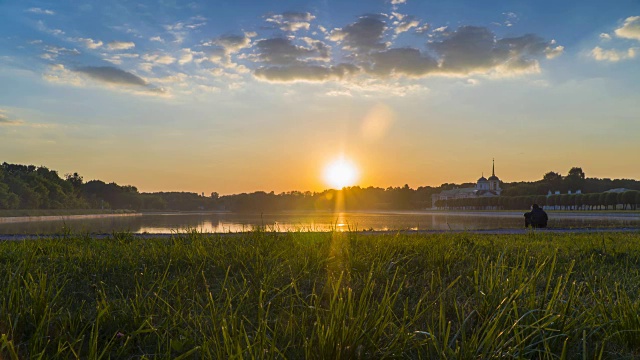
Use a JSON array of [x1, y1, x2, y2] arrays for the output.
[[1, 0, 639, 195]]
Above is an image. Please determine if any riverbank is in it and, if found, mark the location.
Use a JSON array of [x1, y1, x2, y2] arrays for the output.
[[0, 212, 141, 224], [1, 226, 639, 241], [1, 231, 640, 358], [407, 210, 640, 219], [0, 209, 136, 218]]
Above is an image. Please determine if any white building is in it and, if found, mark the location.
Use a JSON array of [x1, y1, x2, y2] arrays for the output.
[[432, 160, 502, 208]]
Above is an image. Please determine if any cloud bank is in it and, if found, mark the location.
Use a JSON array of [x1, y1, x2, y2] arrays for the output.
[[254, 15, 562, 82], [591, 46, 637, 62], [0, 109, 24, 126], [107, 41, 136, 50], [265, 12, 316, 32], [31, 5, 566, 95], [27, 7, 55, 15], [591, 16, 640, 62], [615, 16, 640, 41]]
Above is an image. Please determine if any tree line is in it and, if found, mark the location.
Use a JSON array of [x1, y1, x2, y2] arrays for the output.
[[1, 162, 640, 212], [0, 163, 216, 211], [434, 191, 640, 211]]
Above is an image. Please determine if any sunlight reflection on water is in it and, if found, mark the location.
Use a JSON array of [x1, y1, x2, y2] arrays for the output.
[[0, 211, 639, 234]]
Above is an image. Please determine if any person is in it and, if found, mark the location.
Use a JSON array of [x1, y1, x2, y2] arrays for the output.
[[524, 204, 548, 228]]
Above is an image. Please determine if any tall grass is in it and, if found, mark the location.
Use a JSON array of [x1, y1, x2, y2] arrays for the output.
[[1, 230, 640, 358]]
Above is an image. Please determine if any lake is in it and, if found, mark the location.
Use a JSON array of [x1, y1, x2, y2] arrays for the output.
[[1, 211, 640, 235]]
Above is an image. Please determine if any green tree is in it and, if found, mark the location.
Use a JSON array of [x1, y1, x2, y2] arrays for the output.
[[620, 191, 638, 210], [565, 167, 586, 192], [542, 171, 563, 192], [588, 193, 600, 210], [605, 192, 618, 210], [547, 194, 558, 210]]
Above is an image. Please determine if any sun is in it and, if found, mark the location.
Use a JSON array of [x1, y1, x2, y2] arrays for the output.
[[323, 157, 359, 189]]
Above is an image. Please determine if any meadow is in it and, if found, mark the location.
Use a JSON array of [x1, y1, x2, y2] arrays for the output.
[[1, 230, 640, 359]]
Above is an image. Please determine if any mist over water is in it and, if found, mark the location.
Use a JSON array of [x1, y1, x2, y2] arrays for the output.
[[1, 211, 639, 235]]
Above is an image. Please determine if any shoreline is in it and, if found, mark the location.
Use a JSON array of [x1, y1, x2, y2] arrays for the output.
[[1, 209, 638, 224], [0, 212, 142, 224], [1, 227, 639, 241]]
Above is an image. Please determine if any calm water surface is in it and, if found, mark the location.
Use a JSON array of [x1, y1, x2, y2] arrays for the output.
[[1, 211, 640, 235]]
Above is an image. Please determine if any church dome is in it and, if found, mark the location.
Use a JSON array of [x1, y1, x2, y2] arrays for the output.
[[488, 175, 499, 181], [477, 176, 488, 182]]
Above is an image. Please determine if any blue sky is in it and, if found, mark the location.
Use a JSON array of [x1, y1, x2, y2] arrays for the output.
[[1, 0, 639, 194]]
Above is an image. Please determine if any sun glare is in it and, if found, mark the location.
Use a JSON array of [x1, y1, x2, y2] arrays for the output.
[[323, 157, 359, 189]]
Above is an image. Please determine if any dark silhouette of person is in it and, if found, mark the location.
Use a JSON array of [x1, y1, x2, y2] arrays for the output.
[[524, 204, 548, 228]]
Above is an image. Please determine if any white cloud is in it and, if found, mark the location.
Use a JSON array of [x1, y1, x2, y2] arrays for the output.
[[342, 78, 428, 97], [502, 12, 518, 27], [39, 45, 81, 60], [150, 36, 164, 42], [0, 108, 54, 128], [0, 109, 24, 126], [390, 0, 407, 4], [266, 12, 316, 32], [391, 12, 405, 21], [203, 33, 253, 69], [102, 53, 139, 65], [614, 16, 640, 41], [414, 24, 430, 34], [107, 41, 135, 50], [77, 38, 103, 49], [545, 45, 564, 59], [178, 48, 197, 65], [142, 53, 176, 65], [591, 46, 637, 62], [600, 33, 612, 41], [163, 18, 205, 44], [139, 63, 154, 73], [43, 64, 85, 86], [36, 20, 65, 36], [148, 73, 189, 85], [395, 18, 420, 34], [27, 7, 55, 15]]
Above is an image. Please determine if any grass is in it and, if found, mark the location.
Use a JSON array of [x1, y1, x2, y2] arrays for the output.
[[1, 230, 640, 359]]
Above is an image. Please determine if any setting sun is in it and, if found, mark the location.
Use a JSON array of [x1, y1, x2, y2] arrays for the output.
[[323, 157, 359, 189]]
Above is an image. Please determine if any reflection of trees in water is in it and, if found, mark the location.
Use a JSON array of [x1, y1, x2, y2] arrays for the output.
[[1, 213, 639, 234]]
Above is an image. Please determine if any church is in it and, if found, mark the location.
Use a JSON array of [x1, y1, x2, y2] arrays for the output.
[[431, 160, 502, 208]]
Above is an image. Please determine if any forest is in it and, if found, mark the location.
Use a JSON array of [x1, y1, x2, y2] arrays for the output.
[[1, 163, 639, 212]]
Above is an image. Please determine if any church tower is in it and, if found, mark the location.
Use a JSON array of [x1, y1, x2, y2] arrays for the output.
[[488, 158, 501, 194]]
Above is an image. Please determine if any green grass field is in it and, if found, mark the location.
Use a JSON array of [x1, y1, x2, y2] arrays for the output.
[[1, 230, 640, 359]]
